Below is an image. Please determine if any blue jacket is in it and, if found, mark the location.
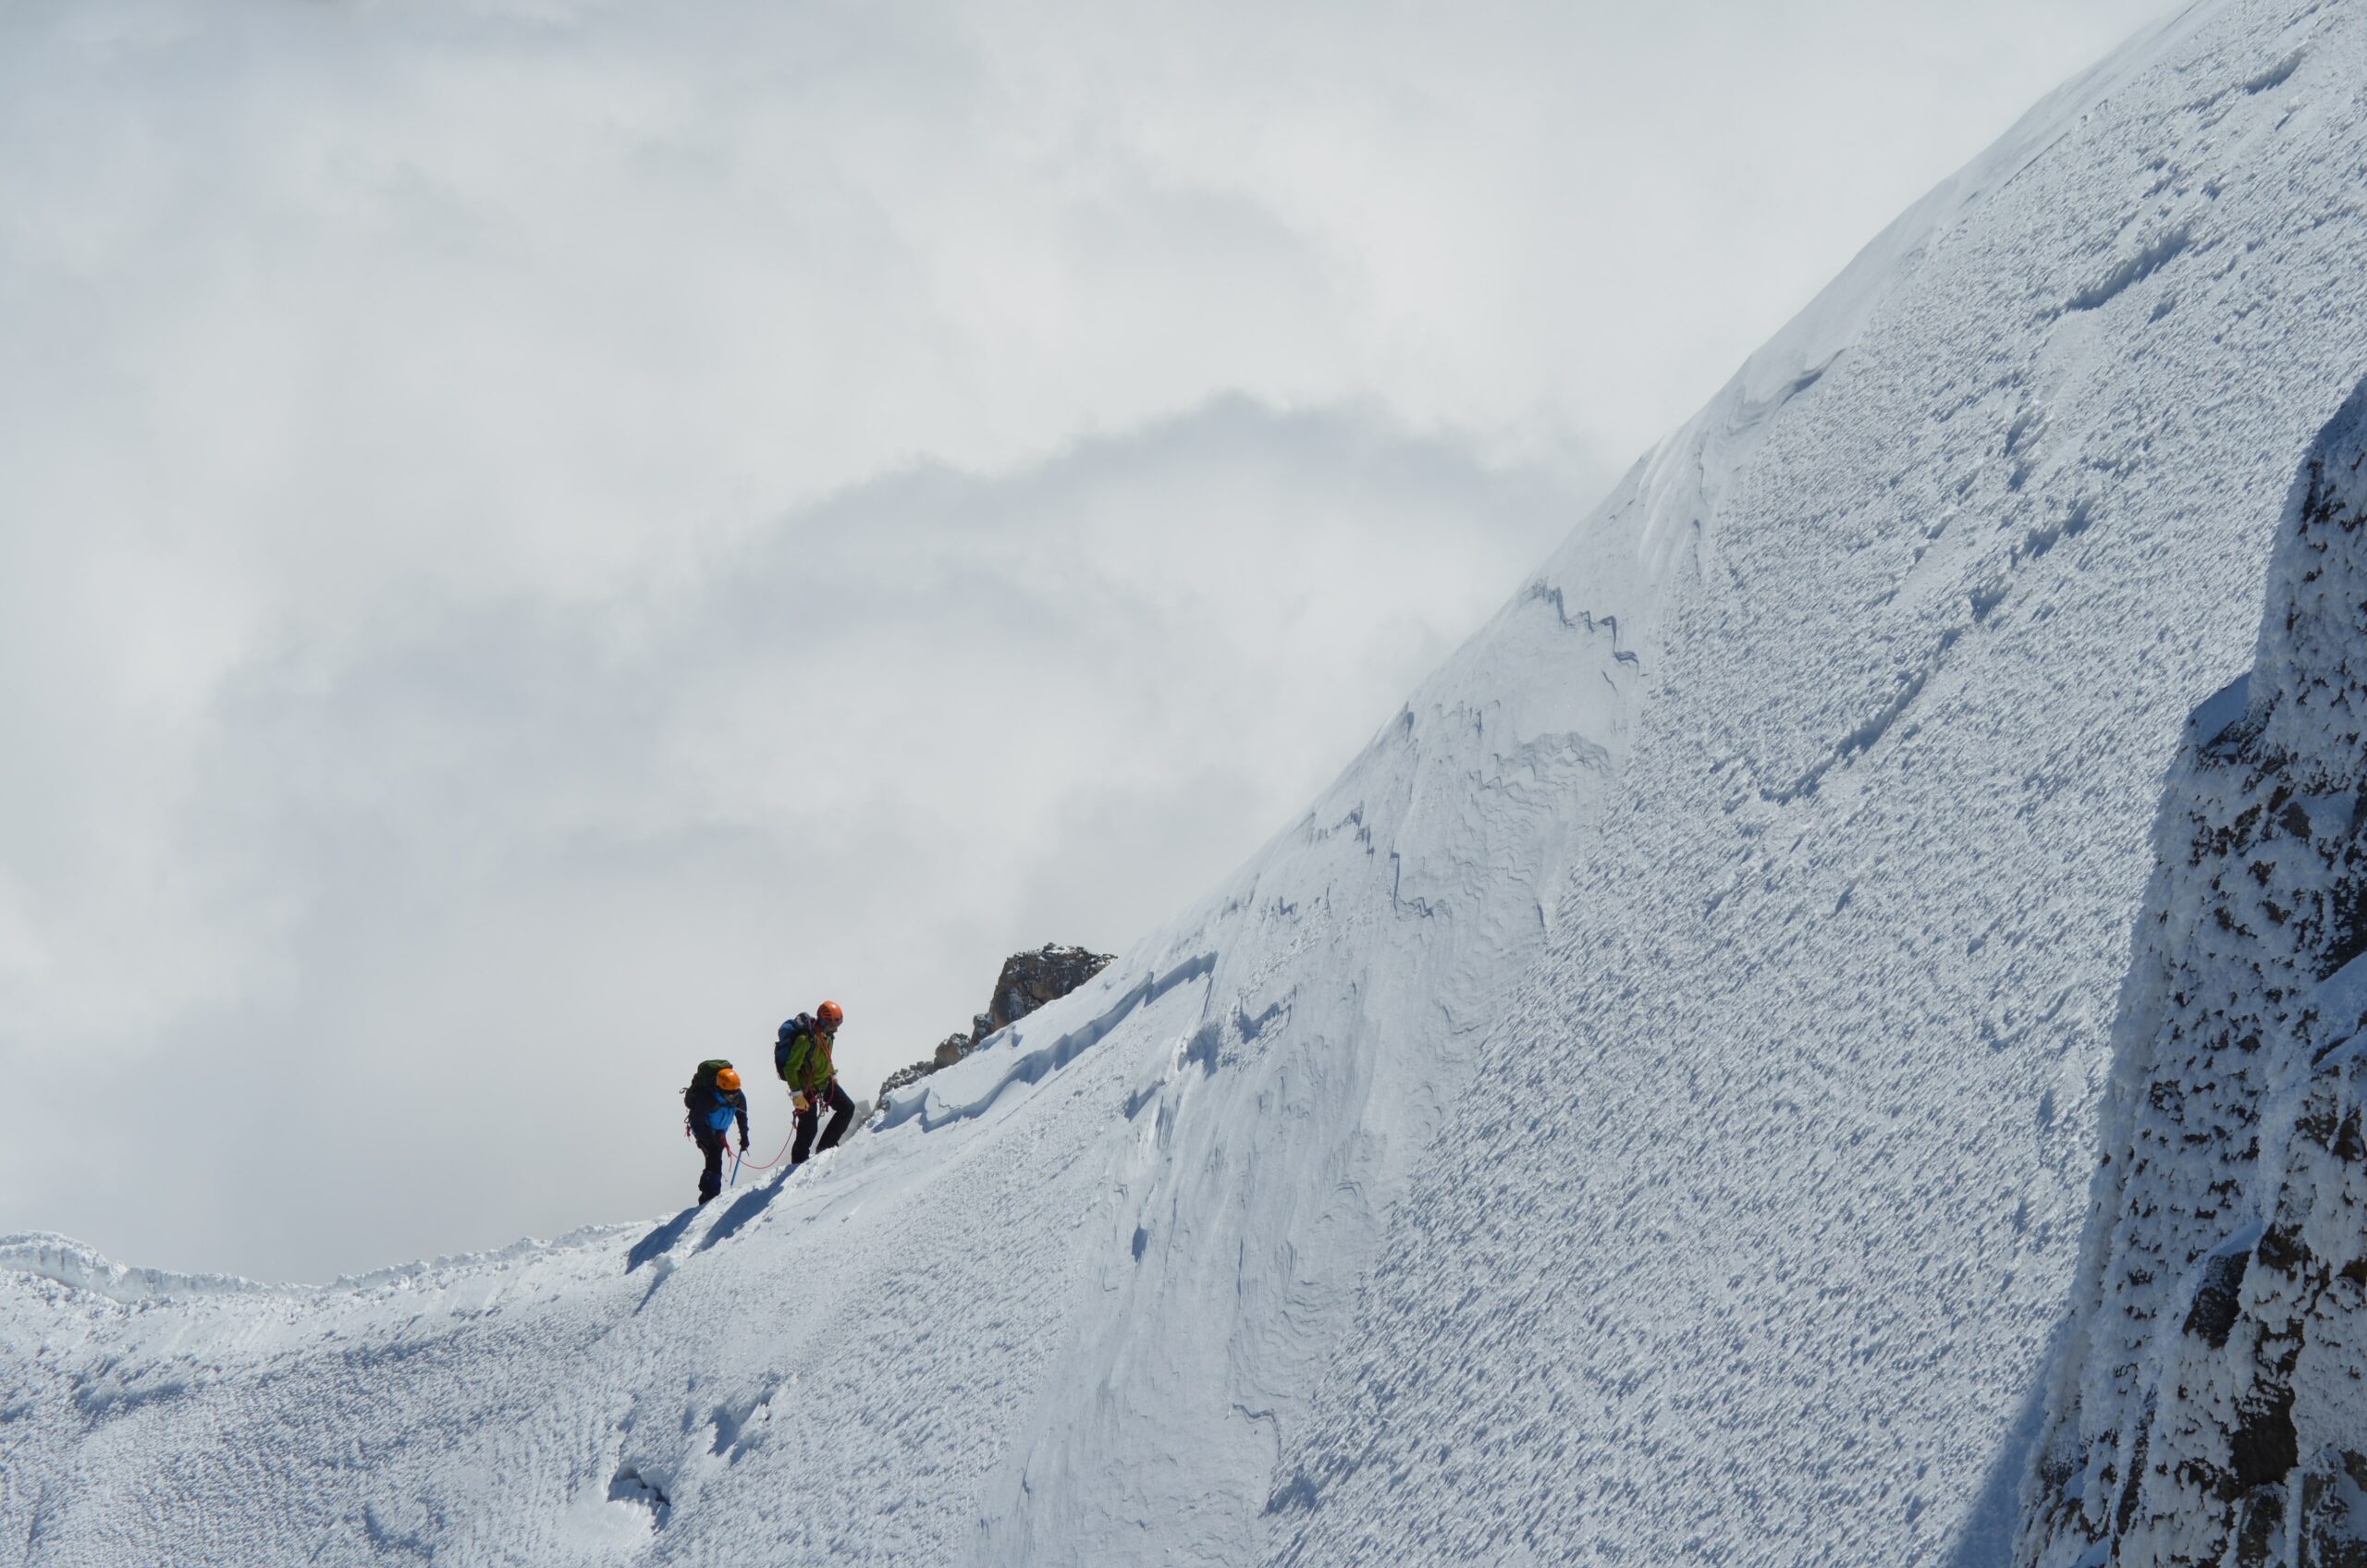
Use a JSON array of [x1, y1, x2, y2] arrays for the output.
[[683, 1082, 750, 1145]]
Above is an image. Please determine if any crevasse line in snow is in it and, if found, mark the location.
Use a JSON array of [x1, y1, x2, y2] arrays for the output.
[[877, 951, 1218, 1133]]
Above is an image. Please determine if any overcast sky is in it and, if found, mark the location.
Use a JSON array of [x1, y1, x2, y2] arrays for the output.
[[0, 0, 2176, 1281]]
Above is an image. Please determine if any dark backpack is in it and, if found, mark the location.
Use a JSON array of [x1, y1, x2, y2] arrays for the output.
[[684, 1060, 742, 1133], [775, 1016, 815, 1082]]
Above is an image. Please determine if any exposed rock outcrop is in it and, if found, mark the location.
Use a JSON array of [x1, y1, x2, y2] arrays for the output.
[[877, 944, 1114, 1099], [2017, 380, 2367, 1568]]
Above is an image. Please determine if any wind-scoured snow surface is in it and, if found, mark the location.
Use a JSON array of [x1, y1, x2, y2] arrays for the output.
[[8, 2, 2367, 1563]]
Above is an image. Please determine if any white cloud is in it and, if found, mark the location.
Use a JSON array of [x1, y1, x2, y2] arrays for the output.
[[0, 0, 2177, 1278], [5, 398, 1593, 1278]]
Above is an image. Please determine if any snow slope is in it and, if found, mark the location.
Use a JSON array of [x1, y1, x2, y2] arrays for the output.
[[1254, 5, 2367, 1561], [11, 1, 2367, 1563]]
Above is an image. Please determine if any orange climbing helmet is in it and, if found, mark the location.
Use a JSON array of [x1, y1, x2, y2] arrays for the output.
[[816, 999, 844, 1029], [715, 1066, 742, 1093]]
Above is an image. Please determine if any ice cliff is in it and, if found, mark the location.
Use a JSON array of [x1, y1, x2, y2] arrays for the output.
[[2017, 386, 2367, 1568]]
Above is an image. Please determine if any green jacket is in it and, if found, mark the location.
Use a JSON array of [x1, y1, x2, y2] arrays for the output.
[[781, 1027, 836, 1095]]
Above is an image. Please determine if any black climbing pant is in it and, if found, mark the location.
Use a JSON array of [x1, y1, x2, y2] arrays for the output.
[[792, 1080, 854, 1165], [695, 1131, 728, 1204]]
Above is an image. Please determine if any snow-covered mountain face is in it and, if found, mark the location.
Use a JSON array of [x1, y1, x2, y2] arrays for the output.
[[8, 1, 2367, 1564], [2016, 389, 2367, 1568], [1254, 4, 2367, 1563]]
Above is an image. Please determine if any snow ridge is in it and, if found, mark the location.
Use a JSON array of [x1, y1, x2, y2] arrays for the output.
[[0, 1228, 632, 1305]]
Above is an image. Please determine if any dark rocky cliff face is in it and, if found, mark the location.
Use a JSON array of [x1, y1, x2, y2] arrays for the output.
[[877, 944, 1114, 1099], [2017, 382, 2367, 1568]]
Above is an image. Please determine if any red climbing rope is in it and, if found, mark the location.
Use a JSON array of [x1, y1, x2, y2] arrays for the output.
[[688, 1117, 794, 1170], [735, 1132, 795, 1171], [683, 1105, 793, 1175]]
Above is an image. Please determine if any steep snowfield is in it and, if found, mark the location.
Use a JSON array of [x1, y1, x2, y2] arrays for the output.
[[1257, 4, 2367, 1562], [9, 1, 2367, 1563]]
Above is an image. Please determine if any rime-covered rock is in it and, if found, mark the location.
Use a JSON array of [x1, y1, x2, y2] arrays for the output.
[[2017, 383, 2367, 1568], [979, 945, 1116, 1039], [876, 945, 1115, 1099]]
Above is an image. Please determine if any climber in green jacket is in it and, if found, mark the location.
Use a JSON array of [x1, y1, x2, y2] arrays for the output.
[[776, 999, 852, 1166]]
